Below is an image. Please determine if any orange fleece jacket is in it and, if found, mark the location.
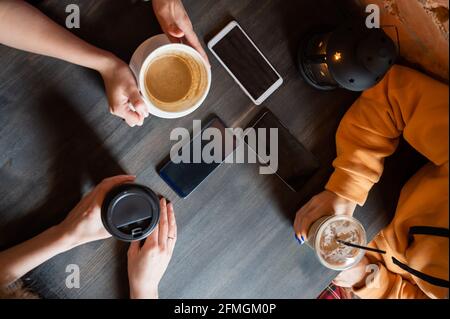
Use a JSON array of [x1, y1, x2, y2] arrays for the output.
[[326, 65, 449, 299]]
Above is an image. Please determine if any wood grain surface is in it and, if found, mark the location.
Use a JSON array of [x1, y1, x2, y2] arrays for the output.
[[0, 0, 425, 298]]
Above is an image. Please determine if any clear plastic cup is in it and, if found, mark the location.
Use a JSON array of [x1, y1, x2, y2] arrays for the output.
[[307, 215, 367, 271]]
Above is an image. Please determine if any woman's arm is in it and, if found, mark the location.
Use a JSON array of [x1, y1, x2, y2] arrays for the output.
[[0, 175, 136, 288], [0, 226, 72, 287], [326, 65, 448, 205], [0, 0, 148, 127], [0, 0, 111, 71], [294, 65, 449, 240]]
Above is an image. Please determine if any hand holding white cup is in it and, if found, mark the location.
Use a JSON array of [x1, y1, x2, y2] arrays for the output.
[[130, 34, 211, 119]]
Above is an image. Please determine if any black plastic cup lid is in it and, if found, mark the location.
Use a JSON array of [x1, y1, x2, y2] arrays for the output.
[[101, 183, 160, 242]]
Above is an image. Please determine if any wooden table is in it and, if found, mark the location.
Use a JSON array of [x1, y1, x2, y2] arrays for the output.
[[0, 0, 424, 299]]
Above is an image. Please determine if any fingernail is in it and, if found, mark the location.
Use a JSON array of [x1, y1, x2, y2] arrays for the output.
[[295, 234, 305, 245]]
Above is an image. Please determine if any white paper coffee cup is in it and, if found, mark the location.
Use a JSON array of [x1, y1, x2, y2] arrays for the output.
[[129, 34, 211, 119]]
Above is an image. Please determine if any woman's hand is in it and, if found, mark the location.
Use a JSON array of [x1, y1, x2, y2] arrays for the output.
[[0, 1, 149, 127], [57, 175, 136, 248], [293, 190, 357, 243], [99, 56, 149, 127], [333, 256, 370, 288], [152, 0, 209, 65], [127, 198, 177, 299]]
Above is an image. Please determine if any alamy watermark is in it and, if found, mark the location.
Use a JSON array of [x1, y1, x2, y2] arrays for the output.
[[365, 263, 381, 289], [170, 120, 279, 175], [365, 4, 380, 29], [65, 4, 80, 29], [65, 264, 80, 289]]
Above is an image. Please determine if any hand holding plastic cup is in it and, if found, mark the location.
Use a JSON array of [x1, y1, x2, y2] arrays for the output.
[[298, 215, 367, 271]]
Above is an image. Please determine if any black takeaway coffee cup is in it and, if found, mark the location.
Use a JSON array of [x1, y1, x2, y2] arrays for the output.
[[101, 183, 160, 242]]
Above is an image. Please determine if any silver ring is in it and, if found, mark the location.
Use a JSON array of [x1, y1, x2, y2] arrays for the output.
[[168, 237, 176, 240]]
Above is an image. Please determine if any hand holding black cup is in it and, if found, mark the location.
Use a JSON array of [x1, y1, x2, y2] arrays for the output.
[[101, 183, 161, 242]]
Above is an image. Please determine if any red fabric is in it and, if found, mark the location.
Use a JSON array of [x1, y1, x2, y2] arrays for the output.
[[318, 283, 352, 299]]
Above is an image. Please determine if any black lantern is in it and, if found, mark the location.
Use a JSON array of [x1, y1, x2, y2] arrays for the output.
[[297, 25, 398, 91]]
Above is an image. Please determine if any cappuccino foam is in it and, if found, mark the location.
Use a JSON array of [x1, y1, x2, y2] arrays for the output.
[[144, 51, 208, 113]]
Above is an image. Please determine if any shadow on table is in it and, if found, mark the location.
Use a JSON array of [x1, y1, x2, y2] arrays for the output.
[[204, 14, 236, 43], [1, 0, 164, 298], [32, 0, 163, 99], [38, 0, 161, 63], [360, 139, 428, 238], [1, 0, 162, 245], [274, 0, 349, 68], [0, 90, 125, 248], [0, 89, 131, 298]]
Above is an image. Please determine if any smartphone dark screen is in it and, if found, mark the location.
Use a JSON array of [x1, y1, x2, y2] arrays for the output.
[[249, 110, 320, 192], [211, 25, 280, 100], [159, 117, 234, 198]]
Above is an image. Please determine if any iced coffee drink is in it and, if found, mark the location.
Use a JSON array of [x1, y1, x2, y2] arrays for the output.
[[307, 215, 366, 270]]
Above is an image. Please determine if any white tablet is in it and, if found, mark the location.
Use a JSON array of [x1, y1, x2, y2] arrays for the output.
[[208, 21, 283, 105]]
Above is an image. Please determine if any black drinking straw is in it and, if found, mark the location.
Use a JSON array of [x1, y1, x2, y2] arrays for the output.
[[337, 239, 386, 254]]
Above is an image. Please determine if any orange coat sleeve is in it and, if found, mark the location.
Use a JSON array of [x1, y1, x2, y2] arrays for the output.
[[326, 65, 449, 205]]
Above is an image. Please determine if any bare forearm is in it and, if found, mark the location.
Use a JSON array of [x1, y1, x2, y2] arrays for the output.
[[0, 225, 72, 287], [0, 0, 114, 73]]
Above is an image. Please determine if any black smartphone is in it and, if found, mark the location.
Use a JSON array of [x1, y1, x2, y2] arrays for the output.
[[159, 116, 235, 198], [247, 109, 320, 192]]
